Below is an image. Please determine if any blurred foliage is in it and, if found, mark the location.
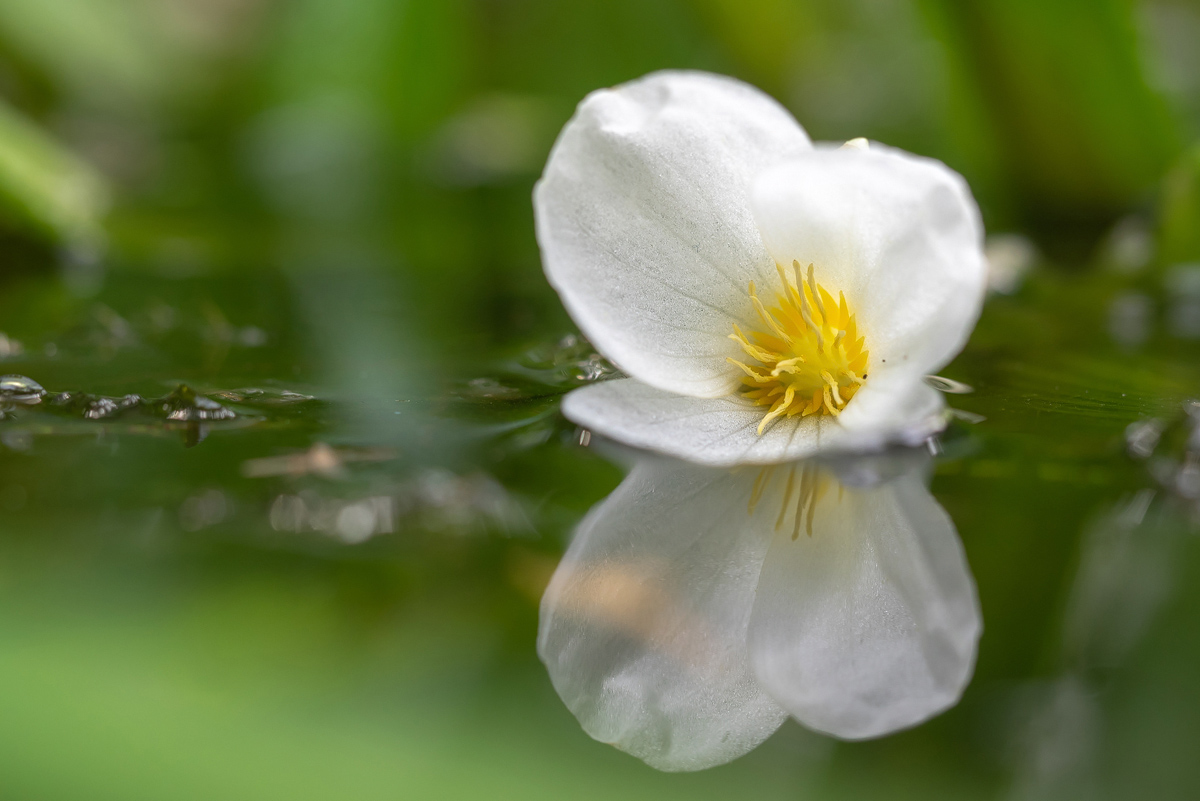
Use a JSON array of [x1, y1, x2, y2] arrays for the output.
[[1160, 143, 1200, 264], [0, 0, 1192, 267], [935, 0, 1179, 219], [0, 100, 106, 250]]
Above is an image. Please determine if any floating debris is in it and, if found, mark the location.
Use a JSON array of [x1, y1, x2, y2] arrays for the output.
[[0, 374, 321, 454], [518, 334, 619, 387], [152, 384, 236, 422], [454, 334, 619, 414], [84, 394, 143, 420], [0, 377, 267, 448], [47, 391, 144, 419]]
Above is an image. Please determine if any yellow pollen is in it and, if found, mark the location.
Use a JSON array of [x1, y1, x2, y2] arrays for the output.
[[728, 261, 869, 435]]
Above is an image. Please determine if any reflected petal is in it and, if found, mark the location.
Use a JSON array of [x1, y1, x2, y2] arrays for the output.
[[747, 466, 981, 739], [537, 455, 787, 771]]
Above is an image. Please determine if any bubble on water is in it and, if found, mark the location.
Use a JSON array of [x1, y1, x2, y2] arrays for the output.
[[0, 375, 46, 404]]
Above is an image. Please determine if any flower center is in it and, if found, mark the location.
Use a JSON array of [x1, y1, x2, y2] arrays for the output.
[[728, 261, 869, 434]]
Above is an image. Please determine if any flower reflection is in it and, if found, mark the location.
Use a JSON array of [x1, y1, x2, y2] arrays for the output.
[[538, 448, 980, 771]]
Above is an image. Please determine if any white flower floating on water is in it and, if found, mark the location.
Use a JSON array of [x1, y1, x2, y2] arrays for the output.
[[535, 71, 987, 466], [536, 74, 984, 768], [538, 450, 981, 771]]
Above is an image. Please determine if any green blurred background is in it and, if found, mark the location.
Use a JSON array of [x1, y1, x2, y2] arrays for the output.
[[2, 0, 1200, 798]]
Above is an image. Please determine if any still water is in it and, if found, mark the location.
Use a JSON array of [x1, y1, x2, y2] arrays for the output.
[[1, 256, 1200, 799]]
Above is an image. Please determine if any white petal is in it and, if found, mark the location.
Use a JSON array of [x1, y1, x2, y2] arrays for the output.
[[747, 463, 981, 739], [537, 455, 787, 771], [837, 367, 945, 434], [534, 70, 811, 398], [750, 144, 987, 381], [562, 378, 945, 467]]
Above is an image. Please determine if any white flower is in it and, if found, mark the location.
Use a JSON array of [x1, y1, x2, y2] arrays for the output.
[[535, 71, 987, 466], [538, 450, 981, 771]]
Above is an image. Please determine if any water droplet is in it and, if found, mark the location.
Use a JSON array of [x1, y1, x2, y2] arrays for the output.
[[925, 375, 974, 394], [83, 394, 143, 420], [0, 375, 46, 403]]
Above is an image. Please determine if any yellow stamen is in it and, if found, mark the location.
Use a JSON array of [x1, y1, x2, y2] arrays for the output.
[[822, 385, 837, 416], [728, 264, 869, 434], [805, 263, 826, 320]]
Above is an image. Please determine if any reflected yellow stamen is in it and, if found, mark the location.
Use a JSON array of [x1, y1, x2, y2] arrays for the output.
[[748, 466, 770, 515], [775, 466, 797, 530], [748, 463, 837, 539], [728, 262, 870, 434]]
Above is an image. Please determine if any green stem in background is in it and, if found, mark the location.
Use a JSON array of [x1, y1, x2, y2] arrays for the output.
[[0, 98, 107, 255]]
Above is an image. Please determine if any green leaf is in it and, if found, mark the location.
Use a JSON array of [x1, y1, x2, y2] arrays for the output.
[[0, 99, 107, 250]]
